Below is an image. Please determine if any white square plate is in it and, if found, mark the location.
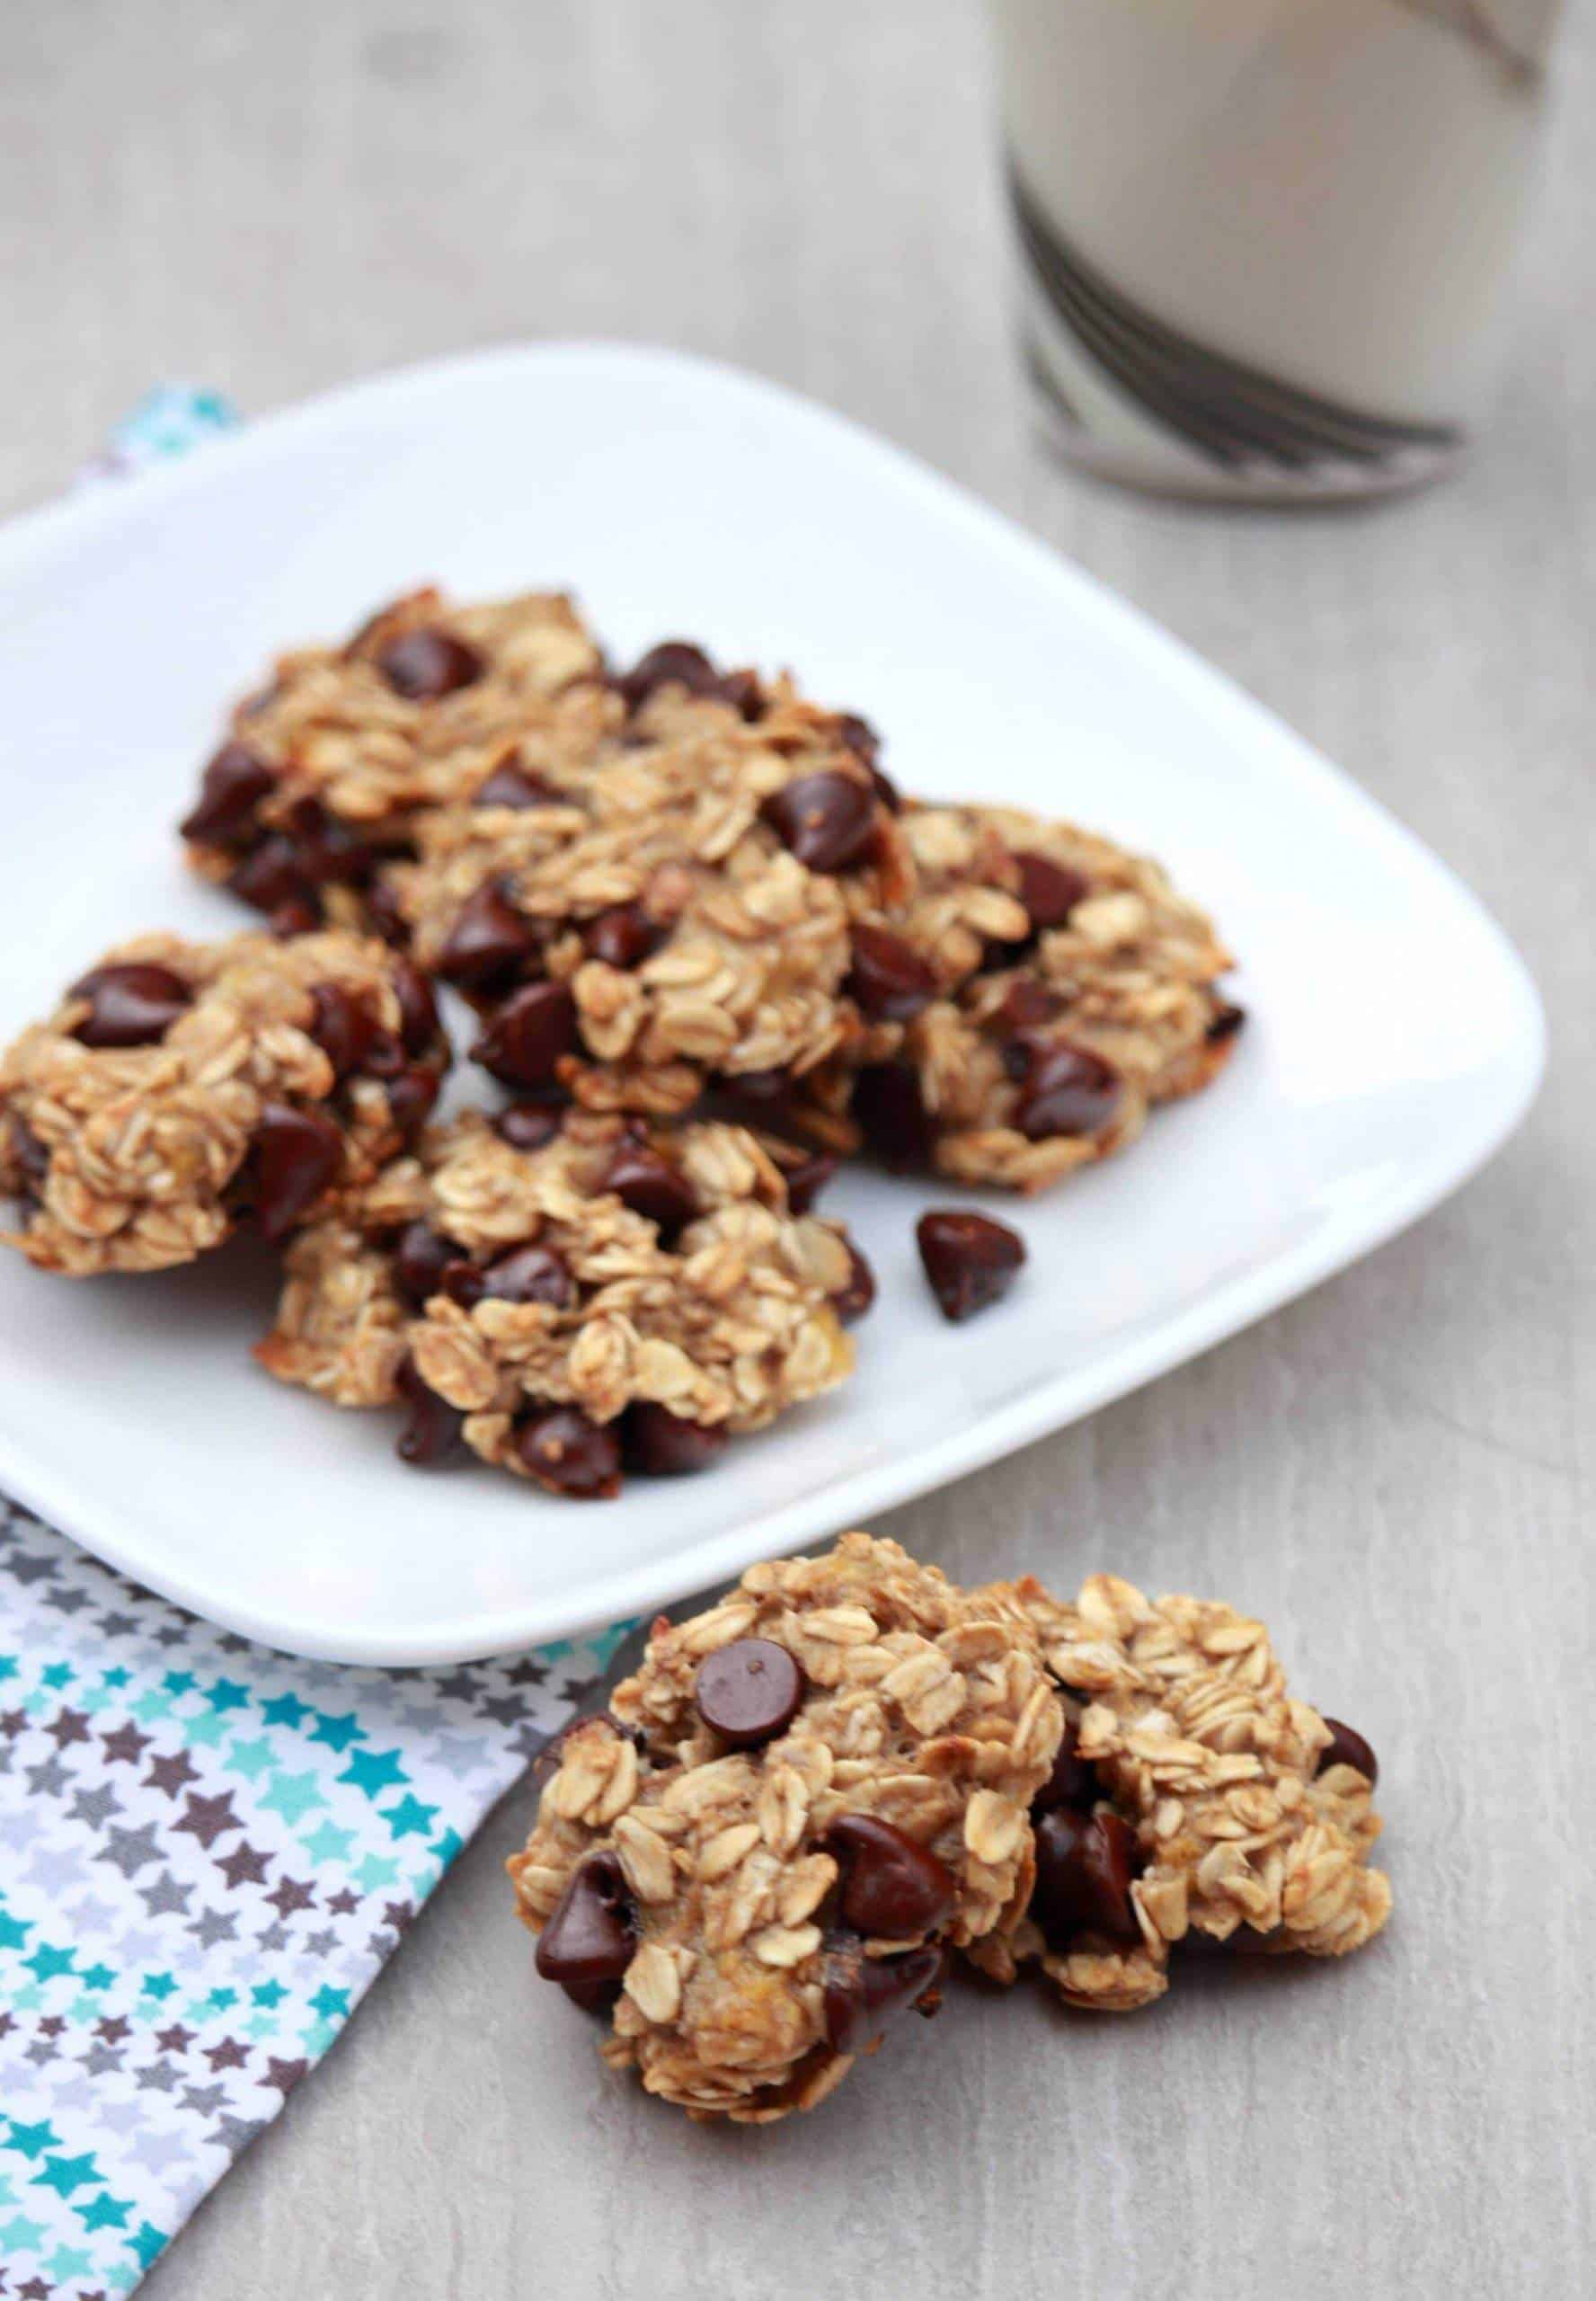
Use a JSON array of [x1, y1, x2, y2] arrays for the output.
[[0, 345, 1542, 1663]]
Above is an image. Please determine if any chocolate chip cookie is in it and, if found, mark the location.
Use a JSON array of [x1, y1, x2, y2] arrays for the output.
[[180, 587, 607, 935], [968, 1571, 1389, 2009], [508, 1533, 1061, 2118], [256, 1108, 863, 1491], [0, 930, 447, 1275]]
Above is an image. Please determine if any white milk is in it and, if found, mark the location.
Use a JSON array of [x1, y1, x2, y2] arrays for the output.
[[992, 0, 1558, 498]]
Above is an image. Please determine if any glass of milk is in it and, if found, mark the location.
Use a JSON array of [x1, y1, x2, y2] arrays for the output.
[[991, 0, 1561, 501]]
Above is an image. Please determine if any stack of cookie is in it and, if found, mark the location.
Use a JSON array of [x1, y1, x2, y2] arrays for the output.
[[511, 1533, 1388, 2121], [0, 588, 1244, 1494]]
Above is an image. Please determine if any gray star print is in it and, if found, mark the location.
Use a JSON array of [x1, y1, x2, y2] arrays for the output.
[[140, 1870, 194, 1919], [100, 1819, 163, 1878]]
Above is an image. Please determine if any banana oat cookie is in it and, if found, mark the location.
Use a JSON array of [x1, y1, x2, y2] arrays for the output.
[[391, 654, 908, 1117], [0, 929, 447, 1275], [968, 1572, 1389, 2011], [256, 1108, 862, 1493], [180, 587, 607, 934], [507, 1533, 1061, 2119], [780, 800, 1240, 1193]]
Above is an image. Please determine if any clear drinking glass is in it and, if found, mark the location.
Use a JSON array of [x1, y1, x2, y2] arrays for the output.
[[990, 0, 1562, 502]]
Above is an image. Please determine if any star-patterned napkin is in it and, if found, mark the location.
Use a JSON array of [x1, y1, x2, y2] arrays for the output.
[[0, 1499, 629, 2297]]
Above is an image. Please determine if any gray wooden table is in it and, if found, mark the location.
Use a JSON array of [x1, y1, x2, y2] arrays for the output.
[[5, 4, 1592, 2295]]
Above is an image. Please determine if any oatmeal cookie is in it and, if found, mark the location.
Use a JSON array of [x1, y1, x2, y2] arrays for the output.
[[391, 653, 908, 1116], [256, 1107, 861, 1492], [773, 801, 1240, 1193], [507, 1533, 1061, 2119], [180, 587, 607, 934], [0, 929, 448, 1275], [968, 1572, 1389, 2011]]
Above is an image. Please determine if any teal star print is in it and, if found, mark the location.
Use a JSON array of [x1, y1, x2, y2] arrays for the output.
[[339, 1747, 408, 1798]]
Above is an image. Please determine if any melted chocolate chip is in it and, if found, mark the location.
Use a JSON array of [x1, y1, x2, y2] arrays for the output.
[[514, 1406, 622, 1498], [782, 1151, 837, 1216], [474, 760, 562, 809], [472, 981, 578, 1089], [68, 964, 192, 1051], [248, 1103, 344, 1241], [441, 1240, 574, 1310], [180, 742, 276, 847], [602, 1144, 697, 1241], [761, 770, 879, 873], [623, 1402, 730, 1479], [1013, 1041, 1122, 1141], [435, 879, 540, 993], [1032, 1807, 1141, 1948], [8, 1115, 49, 1193], [822, 1935, 944, 2056], [851, 1062, 934, 1172], [916, 1210, 1025, 1323], [584, 902, 664, 971], [826, 1815, 957, 1939], [1317, 1719, 1379, 1787], [1013, 849, 1089, 929], [1034, 1715, 1097, 1814], [228, 834, 318, 924], [831, 1238, 876, 1327], [535, 1851, 635, 2012], [384, 1063, 443, 1135], [1207, 1000, 1247, 1044], [694, 1639, 805, 1747], [376, 627, 484, 701], [833, 713, 900, 813], [393, 1222, 461, 1310], [493, 1103, 564, 1152], [394, 1355, 466, 1466], [992, 979, 1063, 1035], [846, 925, 937, 1022], [391, 958, 440, 1056], [306, 982, 377, 1078], [615, 641, 721, 712], [366, 878, 411, 949]]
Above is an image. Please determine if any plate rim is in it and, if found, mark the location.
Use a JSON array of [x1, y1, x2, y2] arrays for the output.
[[0, 340, 1547, 1663]]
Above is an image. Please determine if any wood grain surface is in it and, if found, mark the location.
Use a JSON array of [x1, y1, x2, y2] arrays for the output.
[[4, 4, 1592, 2295]]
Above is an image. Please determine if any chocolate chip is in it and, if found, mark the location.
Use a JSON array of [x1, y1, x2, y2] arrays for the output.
[[584, 902, 664, 971], [228, 833, 318, 923], [602, 1144, 697, 1241], [534, 1851, 635, 2012], [366, 878, 410, 949], [306, 982, 377, 1078], [515, 1406, 622, 1498], [391, 959, 440, 1055], [384, 1064, 442, 1135], [472, 981, 578, 1089], [783, 1151, 837, 1215], [694, 1639, 804, 1747], [1317, 1719, 1378, 1787], [826, 1814, 957, 1939], [1013, 849, 1089, 929], [822, 1935, 944, 2056], [851, 1062, 933, 1171], [248, 1103, 344, 1241], [180, 742, 276, 846], [377, 627, 484, 701], [441, 1240, 574, 1310], [493, 1102, 564, 1152], [1032, 1807, 1141, 1948], [761, 770, 879, 874], [8, 1115, 49, 1192], [623, 1402, 730, 1479], [831, 1237, 876, 1326], [993, 979, 1063, 1035], [394, 1355, 466, 1466], [1013, 1042, 1121, 1141], [474, 760, 562, 809], [615, 641, 721, 711], [269, 893, 324, 938], [393, 1222, 460, 1310], [68, 964, 192, 1050], [717, 668, 766, 722], [280, 796, 382, 888], [833, 713, 900, 813], [1034, 1715, 1096, 1814], [846, 925, 937, 1023], [1207, 1000, 1246, 1044], [435, 879, 540, 993], [916, 1211, 1025, 1323]]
